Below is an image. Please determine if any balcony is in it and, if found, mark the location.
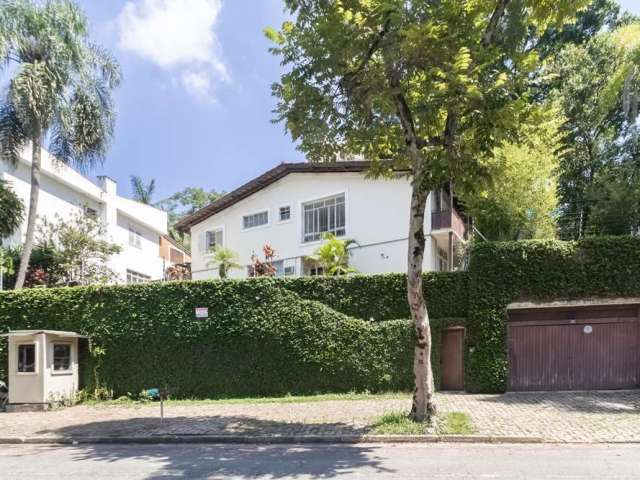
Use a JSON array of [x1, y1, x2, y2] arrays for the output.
[[431, 208, 467, 240]]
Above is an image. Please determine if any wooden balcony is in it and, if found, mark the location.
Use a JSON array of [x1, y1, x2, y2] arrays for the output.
[[431, 208, 467, 240]]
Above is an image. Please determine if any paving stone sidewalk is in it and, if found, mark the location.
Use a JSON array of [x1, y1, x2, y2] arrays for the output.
[[1, 391, 639, 443]]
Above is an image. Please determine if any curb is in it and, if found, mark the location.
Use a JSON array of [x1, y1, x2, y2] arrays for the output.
[[0, 434, 544, 445]]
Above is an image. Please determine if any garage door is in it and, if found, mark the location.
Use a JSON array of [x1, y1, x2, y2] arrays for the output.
[[508, 305, 640, 391]]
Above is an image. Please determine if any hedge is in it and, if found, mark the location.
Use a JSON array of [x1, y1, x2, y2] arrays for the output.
[[2, 236, 639, 396], [0, 281, 418, 396], [465, 236, 640, 392], [277, 272, 468, 321]]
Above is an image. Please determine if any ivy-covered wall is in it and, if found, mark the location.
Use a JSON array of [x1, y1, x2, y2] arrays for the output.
[[277, 272, 469, 320], [1, 236, 638, 396], [465, 236, 640, 392], [0, 276, 464, 397]]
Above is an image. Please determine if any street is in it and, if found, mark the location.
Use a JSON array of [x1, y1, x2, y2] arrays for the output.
[[0, 443, 639, 479]]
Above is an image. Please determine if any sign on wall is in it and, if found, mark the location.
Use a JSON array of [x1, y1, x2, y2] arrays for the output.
[[195, 307, 209, 319]]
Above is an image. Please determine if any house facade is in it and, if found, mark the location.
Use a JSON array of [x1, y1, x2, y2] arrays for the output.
[[176, 162, 468, 280], [0, 144, 168, 283], [159, 235, 191, 268]]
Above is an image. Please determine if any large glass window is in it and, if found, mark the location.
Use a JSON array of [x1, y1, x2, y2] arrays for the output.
[[18, 344, 35, 373], [243, 211, 269, 230], [302, 194, 346, 243], [53, 344, 71, 371]]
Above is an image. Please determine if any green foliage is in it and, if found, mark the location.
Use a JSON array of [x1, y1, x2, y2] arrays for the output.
[[1, 236, 638, 396], [0, 179, 24, 239], [549, 22, 640, 239], [372, 411, 428, 434], [269, 0, 587, 194], [462, 108, 561, 240], [465, 236, 640, 392], [207, 247, 241, 279], [129, 175, 156, 205], [0, 0, 121, 168], [0, 281, 415, 396], [156, 187, 224, 247], [37, 212, 121, 286], [439, 412, 475, 435], [277, 273, 469, 321], [307, 233, 357, 275]]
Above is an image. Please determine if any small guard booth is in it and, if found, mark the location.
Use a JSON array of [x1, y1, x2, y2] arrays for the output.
[[1, 330, 88, 412]]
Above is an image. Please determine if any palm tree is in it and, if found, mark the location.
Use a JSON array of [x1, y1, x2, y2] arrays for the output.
[[208, 247, 241, 279], [307, 233, 358, 276], [0, 179, 24, 239], [130, 175, 156, 205], [0, 0, 120, 289]]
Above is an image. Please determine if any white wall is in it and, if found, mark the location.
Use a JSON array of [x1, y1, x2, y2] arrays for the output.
[[1, 146, 167, 282], [191, 171, 436, 279]]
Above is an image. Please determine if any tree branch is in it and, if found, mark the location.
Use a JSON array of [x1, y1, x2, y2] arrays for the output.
[[482, 0, 510, 47]]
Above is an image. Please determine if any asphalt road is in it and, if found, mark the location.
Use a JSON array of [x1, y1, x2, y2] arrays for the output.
[[0, 443, 639, 479]]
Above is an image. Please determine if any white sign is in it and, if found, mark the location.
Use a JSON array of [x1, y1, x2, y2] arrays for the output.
[[195, 307, 209, 319], [583, 325, 593, 334]]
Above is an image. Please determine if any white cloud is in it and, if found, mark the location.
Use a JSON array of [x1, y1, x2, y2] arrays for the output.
[[118, 0, 229, 101]]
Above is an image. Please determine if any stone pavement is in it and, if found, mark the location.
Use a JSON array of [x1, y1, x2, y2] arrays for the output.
[[1, 391, 639, 443]]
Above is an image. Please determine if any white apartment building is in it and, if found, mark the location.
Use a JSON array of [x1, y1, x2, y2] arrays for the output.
[[1, 144, 168, 283], [176, 162, 468, 280]]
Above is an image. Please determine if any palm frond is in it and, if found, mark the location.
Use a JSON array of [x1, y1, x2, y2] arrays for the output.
[[130, 175, 155, 204], [0, 99, 28, 167]]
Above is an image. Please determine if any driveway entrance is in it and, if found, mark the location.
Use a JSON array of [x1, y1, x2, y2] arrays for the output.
[[507, 303, 640, 391]]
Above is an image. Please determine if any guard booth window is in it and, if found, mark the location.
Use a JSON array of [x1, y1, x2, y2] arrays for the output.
[[53, 344, 71, 371], [18, 344, 35, 373]]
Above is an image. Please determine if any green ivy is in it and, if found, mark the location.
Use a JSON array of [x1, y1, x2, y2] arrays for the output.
[[465, 236, 640, 392], [1, 236, 637, 396]]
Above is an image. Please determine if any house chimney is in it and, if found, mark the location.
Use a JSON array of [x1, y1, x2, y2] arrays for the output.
[[97, 175, 117, 196]]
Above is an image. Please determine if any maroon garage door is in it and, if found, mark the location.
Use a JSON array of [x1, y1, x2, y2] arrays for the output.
[[507, 305, 640, 391]]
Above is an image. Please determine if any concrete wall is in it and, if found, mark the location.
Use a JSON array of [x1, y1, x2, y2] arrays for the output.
[[190, 171, 437, 279]]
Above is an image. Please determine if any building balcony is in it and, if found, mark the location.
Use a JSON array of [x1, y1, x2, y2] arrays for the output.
[[431, 208, 467, 240]]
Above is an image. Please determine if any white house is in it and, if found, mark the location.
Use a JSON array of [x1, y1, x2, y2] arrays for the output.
[[0, 144, 168, 283], [176, 162, 468, 280]]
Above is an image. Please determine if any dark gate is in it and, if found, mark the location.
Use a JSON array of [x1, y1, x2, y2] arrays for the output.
[[508, 305, 640, 391], [440, 326, 465, 391]]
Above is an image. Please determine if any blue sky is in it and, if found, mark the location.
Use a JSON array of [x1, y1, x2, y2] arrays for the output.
[[79, 0, 300, 201], [79, 0, 640, 202]]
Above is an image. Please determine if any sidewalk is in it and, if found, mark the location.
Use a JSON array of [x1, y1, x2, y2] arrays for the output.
[[1, 391, 639, 443]]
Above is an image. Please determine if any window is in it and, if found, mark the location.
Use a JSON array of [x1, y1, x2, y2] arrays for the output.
[[309, 266, 324, 276], [170, 247, 184, 264], [437, 247, 449, 272], [85, 207, 98, 220], [128, 226, 142, 248], [302, 194, 346, 243], [243, 211, 269, 230], [279, 206, 291, 222], [127, 269, 151, 284], [204, 229, 223, 253], [53, 344, 71, 372], [272, 260, 296, 277], [18, 344, 35, 373]]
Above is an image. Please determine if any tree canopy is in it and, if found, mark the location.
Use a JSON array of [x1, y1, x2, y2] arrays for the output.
[[0, 0, 120, 288], [268, 0, 589, 421]]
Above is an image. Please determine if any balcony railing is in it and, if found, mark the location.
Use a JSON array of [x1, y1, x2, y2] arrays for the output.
[[431, 208, 467, 239]]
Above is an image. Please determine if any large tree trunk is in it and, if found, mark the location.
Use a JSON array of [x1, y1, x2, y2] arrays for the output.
[[14, 132, 43, 289], [407, 180, 436, 422]]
